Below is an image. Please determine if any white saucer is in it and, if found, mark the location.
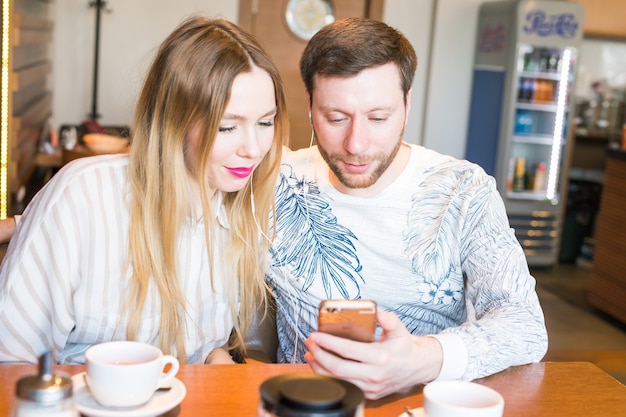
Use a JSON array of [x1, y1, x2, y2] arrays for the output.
[[72, 372, 186, 417], [398, 407, 424, 417]]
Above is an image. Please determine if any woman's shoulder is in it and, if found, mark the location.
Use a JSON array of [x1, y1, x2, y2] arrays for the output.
[[25, 154, 129, 212], [50, 154, 129, 186], [60, 153, 129, 174]]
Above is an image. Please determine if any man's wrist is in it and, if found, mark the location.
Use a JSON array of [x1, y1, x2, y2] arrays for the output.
[[430, 333, 468, 380]]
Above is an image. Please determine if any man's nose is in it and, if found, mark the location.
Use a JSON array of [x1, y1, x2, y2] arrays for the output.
[[344, 119, 368, 154]]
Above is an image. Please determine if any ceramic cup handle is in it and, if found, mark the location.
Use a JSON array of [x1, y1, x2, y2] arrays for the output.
[[158, 355, 180, 387]]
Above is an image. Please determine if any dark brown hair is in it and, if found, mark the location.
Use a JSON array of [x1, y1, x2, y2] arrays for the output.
[[300, 17, 417, 103]]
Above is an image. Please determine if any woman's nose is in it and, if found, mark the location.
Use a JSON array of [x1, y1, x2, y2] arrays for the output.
[[241, 129, 263, 158]]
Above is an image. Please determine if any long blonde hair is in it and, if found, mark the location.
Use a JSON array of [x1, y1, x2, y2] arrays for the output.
[[126, 17, 288, 362]]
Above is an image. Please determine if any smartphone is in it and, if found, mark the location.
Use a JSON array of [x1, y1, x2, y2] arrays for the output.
[[317, 299, 377, 342]]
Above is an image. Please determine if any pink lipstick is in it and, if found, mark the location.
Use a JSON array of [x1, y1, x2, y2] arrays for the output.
[[226, 166, 254, 179]]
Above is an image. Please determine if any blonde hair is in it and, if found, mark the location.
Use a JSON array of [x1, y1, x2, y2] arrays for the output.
[[125, 17, 288, 362]]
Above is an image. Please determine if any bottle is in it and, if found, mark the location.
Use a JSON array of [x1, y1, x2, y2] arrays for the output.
[[513, 157, 526, 192], [11, 352, 78, 417], [523, 78, 535, 101], [514, 111, 533, 135], [506, 157, 515, 191], [533, 162, 547, 192]]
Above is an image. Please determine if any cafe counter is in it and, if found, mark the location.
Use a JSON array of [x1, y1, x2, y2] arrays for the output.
[[588, 147, 626, 323]]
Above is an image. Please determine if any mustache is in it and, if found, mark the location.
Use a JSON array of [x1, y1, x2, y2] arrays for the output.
[[331, 155, 376, 165]]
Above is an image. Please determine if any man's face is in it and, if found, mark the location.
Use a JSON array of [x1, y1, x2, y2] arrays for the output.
[[310, 62, 411, 196]]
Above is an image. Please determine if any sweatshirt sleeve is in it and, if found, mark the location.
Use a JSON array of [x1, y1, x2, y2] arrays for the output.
[[438, 172, 548, 381]]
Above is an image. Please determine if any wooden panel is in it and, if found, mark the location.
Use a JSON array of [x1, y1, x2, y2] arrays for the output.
[[15, 123, 39, 158], [3, 2, 54, 215], [11, 13, 53, 46], [15, 91, 52, 125], [571, 0, 626, 38], [12, 27, 52, 46], [12, 80, 49, 115], [11, 61, 51, 90], [588, 156, 626, 323], [13, 13, 54, 29], [12, 44, 47, 69], [13, 92, 52, 188], [239, 0, 384, 150]]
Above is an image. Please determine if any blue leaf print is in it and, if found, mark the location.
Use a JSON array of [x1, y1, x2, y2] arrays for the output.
[[393, 301, 465, 334], [405, 160, 471, 283], [272, 165, 364, 299]]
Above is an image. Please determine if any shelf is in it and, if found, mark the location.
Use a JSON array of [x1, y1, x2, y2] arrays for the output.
[[506, 190, 558, 203], [513, 135, 562, 146], [519, 71, 572, 82], [516, 102, 558, 112], [575, 129, 618, 142]]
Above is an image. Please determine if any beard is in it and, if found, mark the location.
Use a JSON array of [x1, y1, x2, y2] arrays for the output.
[[317, 134, 403, 189]]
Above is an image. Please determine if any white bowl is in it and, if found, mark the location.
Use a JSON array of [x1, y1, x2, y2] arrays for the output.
[[83, 133, 129, 154]]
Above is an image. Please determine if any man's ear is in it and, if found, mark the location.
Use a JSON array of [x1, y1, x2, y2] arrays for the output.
[[306, 91, 313, 124], [404, 87, 413, 126]]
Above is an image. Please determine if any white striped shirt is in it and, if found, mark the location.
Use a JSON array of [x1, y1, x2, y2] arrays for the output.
[[0, 154, 234, 364]]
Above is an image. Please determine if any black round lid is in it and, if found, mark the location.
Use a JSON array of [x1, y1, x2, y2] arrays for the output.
[[260, 373, 364, 417], [279, 378, 346, 410]]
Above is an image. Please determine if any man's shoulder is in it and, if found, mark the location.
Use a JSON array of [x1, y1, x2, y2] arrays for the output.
[[280, 146, 323, 176], [410, 145, 486, 175], [283, 146, 316, 162]]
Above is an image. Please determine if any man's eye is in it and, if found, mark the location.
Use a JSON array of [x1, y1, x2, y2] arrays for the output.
[[219, 126, 236, 133]]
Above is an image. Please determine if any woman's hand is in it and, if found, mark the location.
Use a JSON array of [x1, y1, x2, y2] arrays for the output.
[[205, 347, 236, 364]]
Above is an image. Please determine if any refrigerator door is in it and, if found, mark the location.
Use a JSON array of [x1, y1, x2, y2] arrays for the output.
[[465, 0, 584, 267], [507, 44, 578, 204]]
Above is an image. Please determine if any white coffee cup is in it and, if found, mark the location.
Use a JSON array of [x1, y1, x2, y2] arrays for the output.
[[423, 381, 504, 417], [85, 341, 180, 408]]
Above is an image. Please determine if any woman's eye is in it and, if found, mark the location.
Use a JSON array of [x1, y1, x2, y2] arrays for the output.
[[258, 120, 274, 128], [218, 126, 236, 133]]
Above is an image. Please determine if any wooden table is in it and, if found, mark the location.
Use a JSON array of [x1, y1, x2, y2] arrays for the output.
[[1, 362, 625, 416]]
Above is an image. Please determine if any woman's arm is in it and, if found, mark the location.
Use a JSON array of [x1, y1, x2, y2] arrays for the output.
[[0, 216, 18, 244]]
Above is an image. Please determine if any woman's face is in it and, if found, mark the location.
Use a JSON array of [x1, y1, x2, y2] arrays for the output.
[[187, 65, 277, 194]]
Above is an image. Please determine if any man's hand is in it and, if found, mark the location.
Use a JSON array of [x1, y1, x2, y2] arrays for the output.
[[304, 310, 443, 400]]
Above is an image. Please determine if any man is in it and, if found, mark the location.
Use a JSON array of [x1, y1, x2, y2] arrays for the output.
[[266, 17, 547, 400]]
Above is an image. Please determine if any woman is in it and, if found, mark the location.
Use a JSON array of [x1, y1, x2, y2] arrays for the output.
[[0, 16, 288, 364]]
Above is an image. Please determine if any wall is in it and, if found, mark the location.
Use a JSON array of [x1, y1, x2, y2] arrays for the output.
[[51, 0, 499, 159], [420, 0, 496, 158], [52, 0, 238, 129], [575, 39, 626, 98]]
